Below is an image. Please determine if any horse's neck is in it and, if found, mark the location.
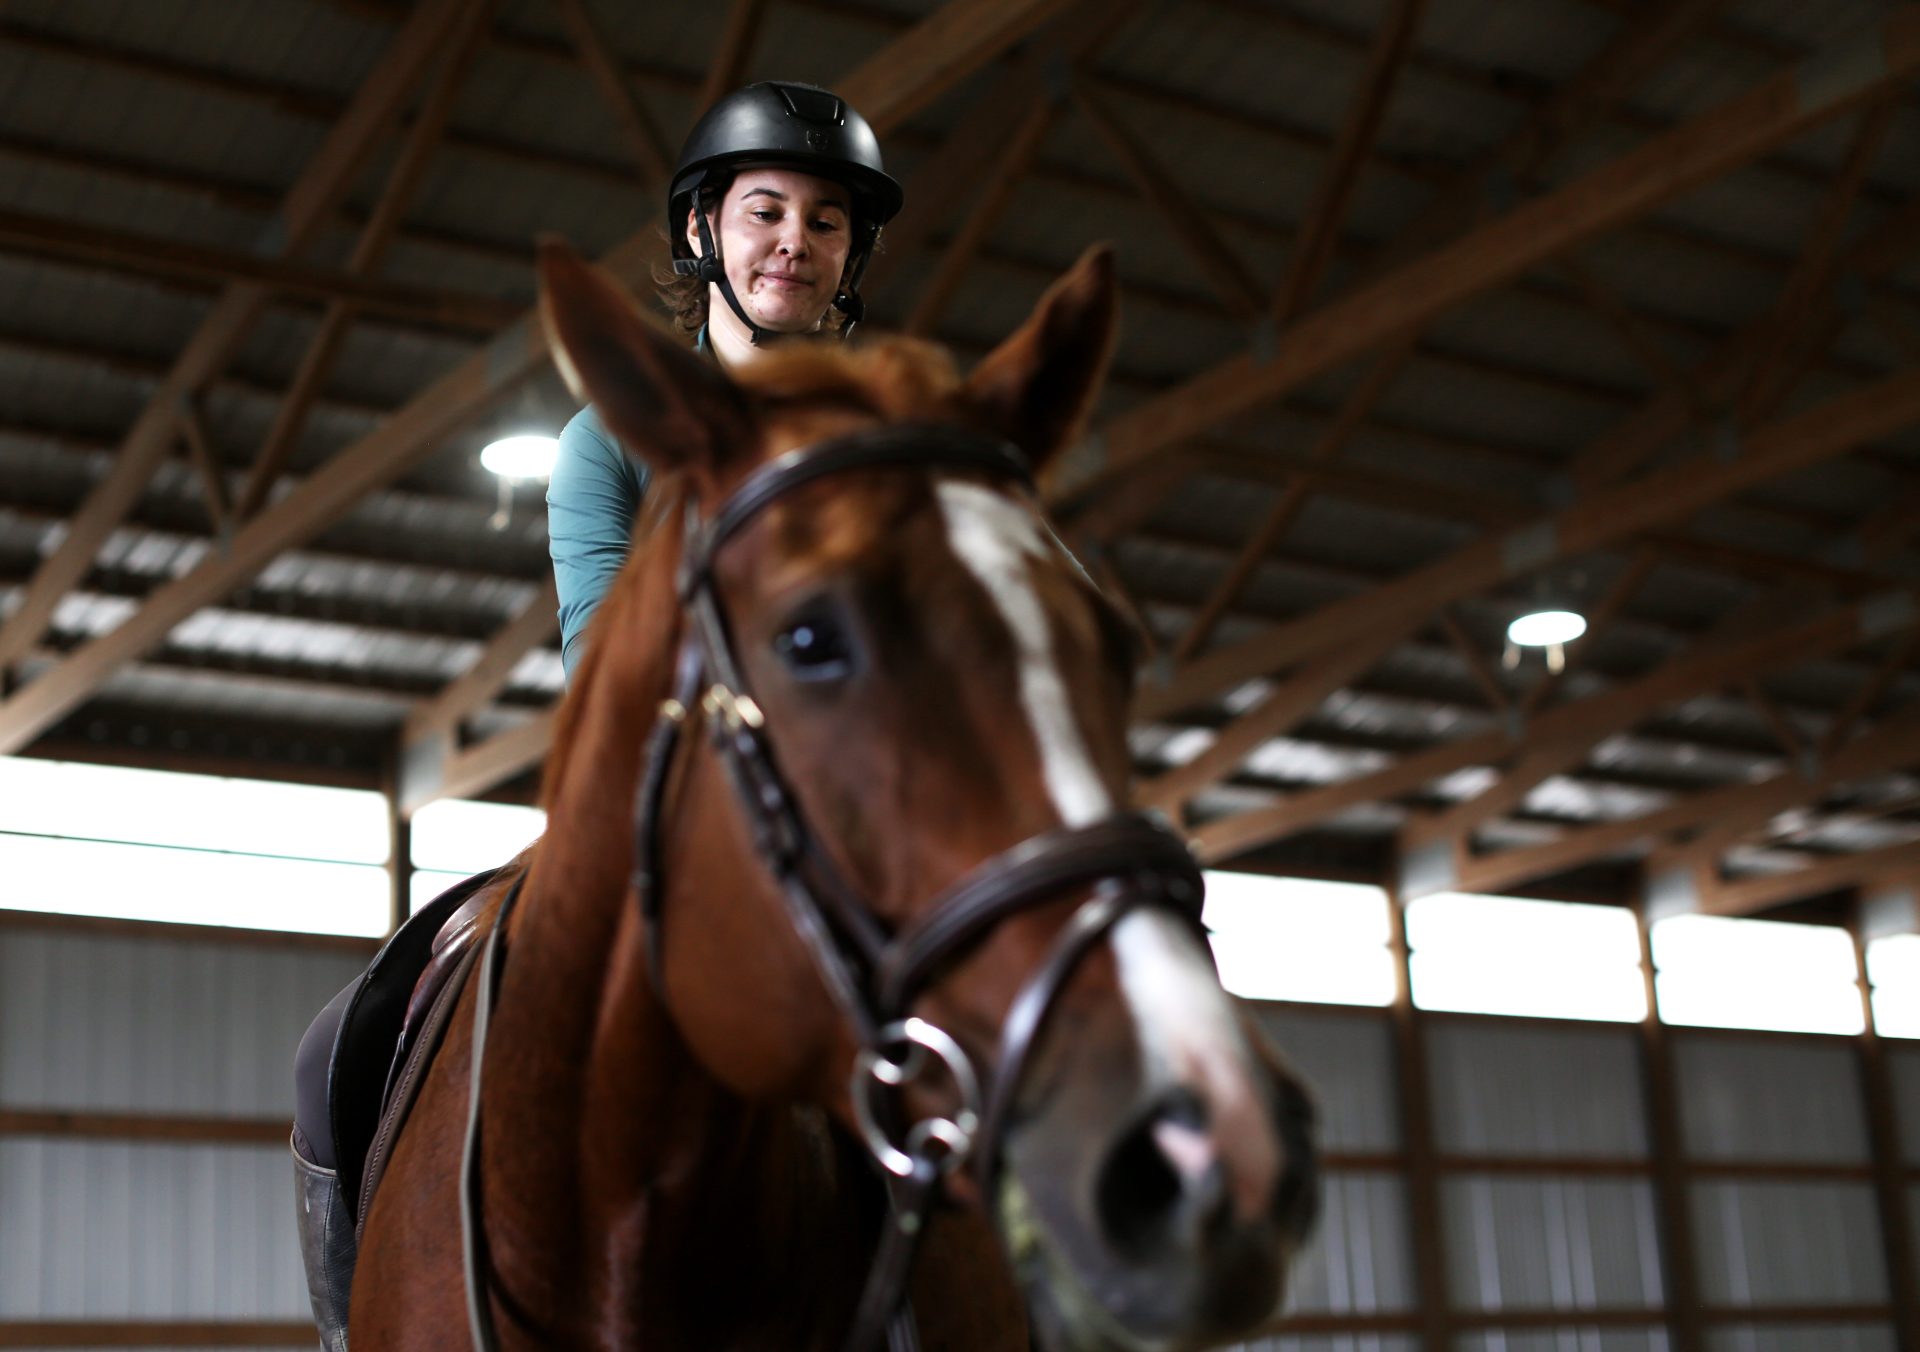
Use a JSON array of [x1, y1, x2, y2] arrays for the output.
[[470, 610, 881, 1346]]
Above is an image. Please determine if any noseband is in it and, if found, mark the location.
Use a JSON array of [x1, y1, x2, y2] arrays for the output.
[[462, 423, 1205, 1352]]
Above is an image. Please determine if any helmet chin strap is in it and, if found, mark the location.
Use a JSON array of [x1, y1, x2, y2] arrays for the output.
[[684, 205, 869, 347]]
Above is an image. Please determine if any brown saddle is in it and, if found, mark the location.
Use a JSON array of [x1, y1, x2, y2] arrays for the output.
[[326, 866, 506, 1229]]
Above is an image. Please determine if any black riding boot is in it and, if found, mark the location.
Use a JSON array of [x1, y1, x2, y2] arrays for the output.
[[293, 1135, 356, 1352]]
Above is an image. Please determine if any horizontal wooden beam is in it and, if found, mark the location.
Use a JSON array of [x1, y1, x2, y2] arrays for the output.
[[1194, 588, 1917, 865], [399, 706, 558, 815], [0, 1322, 315, 1348], [403, 577, 559, 747], [0, 206, 519, 333], [0, 906, 380, 953], [0, 0, 1053, 755], [1678, 835, 1920, 917], [1056, 7, 1920, 503], [0, 1108, 288, 1146], [1142, 360, 1920, 718]]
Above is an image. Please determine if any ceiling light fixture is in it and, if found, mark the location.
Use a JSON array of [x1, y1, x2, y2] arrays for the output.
[[480, 433, 560, 530]]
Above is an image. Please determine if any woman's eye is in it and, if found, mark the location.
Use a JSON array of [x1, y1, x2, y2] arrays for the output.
[[773, 616, 853, 680]]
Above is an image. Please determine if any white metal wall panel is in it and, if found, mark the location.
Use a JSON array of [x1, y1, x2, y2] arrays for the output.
[[1691, 1181, 1887, 1306], [1891, 1044, 1920, 1162], [0, 1138, 306, 1319], [1251, 1006, 1400, 1152], [1454, 1332, 1669, 1352], [1442, 1176, 1665, 1314], [1672, 1035, 1868, 1163], [1281, 1173, 1416, 1319], [1704, 1324, 1896, 1352], [1426, 1021, 1647, 1157], [0, 928, 365, 1115]]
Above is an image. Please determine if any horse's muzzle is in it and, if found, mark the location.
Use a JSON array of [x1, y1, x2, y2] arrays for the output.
[[1000, 1024, 1321, 1352]]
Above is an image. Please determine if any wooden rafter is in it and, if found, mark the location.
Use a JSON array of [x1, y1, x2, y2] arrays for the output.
[[696, 0, 770, 114], [1146, 361, 1920, 719], [1735, 96, 1900, 423], [1418, 698, 1920, 904], [237, 0, 496, 524], [0, 207, 516, 333], [403, 577, 561, 751], [905, 93, 1057, 336], [1677, 835, 1920, 918], [1269, 0, 1427, 324], [1437, 610, 1511, 716], [1167, 341, 1416, 664], [0, 0, 1078, 763], [1073, 76, 1263, 318], [1056, 10, 1920, 505], [1819, 631, 1919, 759], [173, 395, 231, 538], [401, 706, 560, 814], [552, 0, 672, 181], [0, 0, 473, 681], [1193, 586, 1918, 866]]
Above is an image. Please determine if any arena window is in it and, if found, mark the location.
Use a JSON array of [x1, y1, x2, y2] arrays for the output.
[[1405, 892, 1647, 1023], [1866, 933, 1920, 1038], [1652, 914, 1864, 1036], [1201, 872, 1396, 1006], [0, 756, 390, 936], [408, 797, 546, 913]]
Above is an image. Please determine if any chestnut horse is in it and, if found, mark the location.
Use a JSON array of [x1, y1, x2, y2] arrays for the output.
[[350, 240, 1318, 1351]]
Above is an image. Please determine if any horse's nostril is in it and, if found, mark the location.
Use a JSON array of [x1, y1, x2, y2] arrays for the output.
[[1094, 1088, 1229, 1262]]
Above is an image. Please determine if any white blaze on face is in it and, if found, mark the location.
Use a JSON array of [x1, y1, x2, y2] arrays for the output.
[[936, 481, 1279, 1220]]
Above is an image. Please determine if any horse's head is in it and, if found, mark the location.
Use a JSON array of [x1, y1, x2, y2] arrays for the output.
[[538, 240, 1318, 1351]]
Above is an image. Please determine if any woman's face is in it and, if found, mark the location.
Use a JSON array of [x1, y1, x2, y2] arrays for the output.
[[689, 167, 855, 333]]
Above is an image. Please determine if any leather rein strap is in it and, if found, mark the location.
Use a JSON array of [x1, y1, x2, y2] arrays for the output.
[[461, 423, 1205, 1352]]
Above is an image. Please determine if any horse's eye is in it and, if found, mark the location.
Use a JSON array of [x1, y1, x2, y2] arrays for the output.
[[772, 614, 853, 681]]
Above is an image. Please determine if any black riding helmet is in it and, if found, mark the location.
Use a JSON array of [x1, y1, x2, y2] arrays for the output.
[[669, 81, 904, 343]]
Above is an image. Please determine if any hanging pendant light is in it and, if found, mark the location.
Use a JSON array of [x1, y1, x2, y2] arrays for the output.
[[479, 433, 560, 530]]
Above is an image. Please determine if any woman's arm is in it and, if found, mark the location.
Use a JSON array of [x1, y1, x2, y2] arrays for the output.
[[546, 404, 648, 681]]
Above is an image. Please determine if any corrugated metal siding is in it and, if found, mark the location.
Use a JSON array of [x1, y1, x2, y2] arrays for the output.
[[1228, 1337, 1418, 1352], [0, 1139, 305, 1319], [1280, 1173, 1416, 1319], [0, 929, 364, 1115], [1891, 1045, 1920, 1162], [1426, 1022, 1647, 1157], [1704, 1325, 1896, 1352], [1672, 1035, 1869, 1163], [1691, 1181, 1888, 1305], [1250, 1007, 1400, 1153], [1443, 1176, 1665, 1313], [1455, 1333, 1668, 1352]]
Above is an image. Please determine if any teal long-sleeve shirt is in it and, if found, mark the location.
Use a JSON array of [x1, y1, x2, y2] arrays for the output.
[[547, 402, 650, 681]]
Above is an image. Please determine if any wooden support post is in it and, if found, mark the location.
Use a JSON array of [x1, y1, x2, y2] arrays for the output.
[[1634, 896, 1706, 1352], [386, 767, 412, 936], [1848, 912, 1920, 1352], [1385, 881, 1451, 1352]]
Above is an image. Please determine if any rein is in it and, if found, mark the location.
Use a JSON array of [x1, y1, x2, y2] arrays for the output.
[[461, 423, 1205, 1352]]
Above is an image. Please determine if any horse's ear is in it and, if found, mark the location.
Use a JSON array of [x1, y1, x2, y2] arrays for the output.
[[963, 243, 1117, 472], [537, 237, 752, 478]]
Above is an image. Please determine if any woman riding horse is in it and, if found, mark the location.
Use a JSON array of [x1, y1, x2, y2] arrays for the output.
[[549, 79, 901, 679], [291, 81, 904, 1350], [347, 231, 1319, 1347]]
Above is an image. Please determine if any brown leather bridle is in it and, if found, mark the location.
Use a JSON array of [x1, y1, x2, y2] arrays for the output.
[[462, 423, 1206, 1352]]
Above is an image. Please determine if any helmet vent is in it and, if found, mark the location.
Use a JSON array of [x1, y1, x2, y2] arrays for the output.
[[779, 85, 845, 125]]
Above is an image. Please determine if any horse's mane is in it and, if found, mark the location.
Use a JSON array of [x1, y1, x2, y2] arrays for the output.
[[540, 334, 968, 808]]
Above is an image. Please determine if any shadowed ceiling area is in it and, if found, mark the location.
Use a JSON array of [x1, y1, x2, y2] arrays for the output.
[[1, 0, 1918, 926]]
